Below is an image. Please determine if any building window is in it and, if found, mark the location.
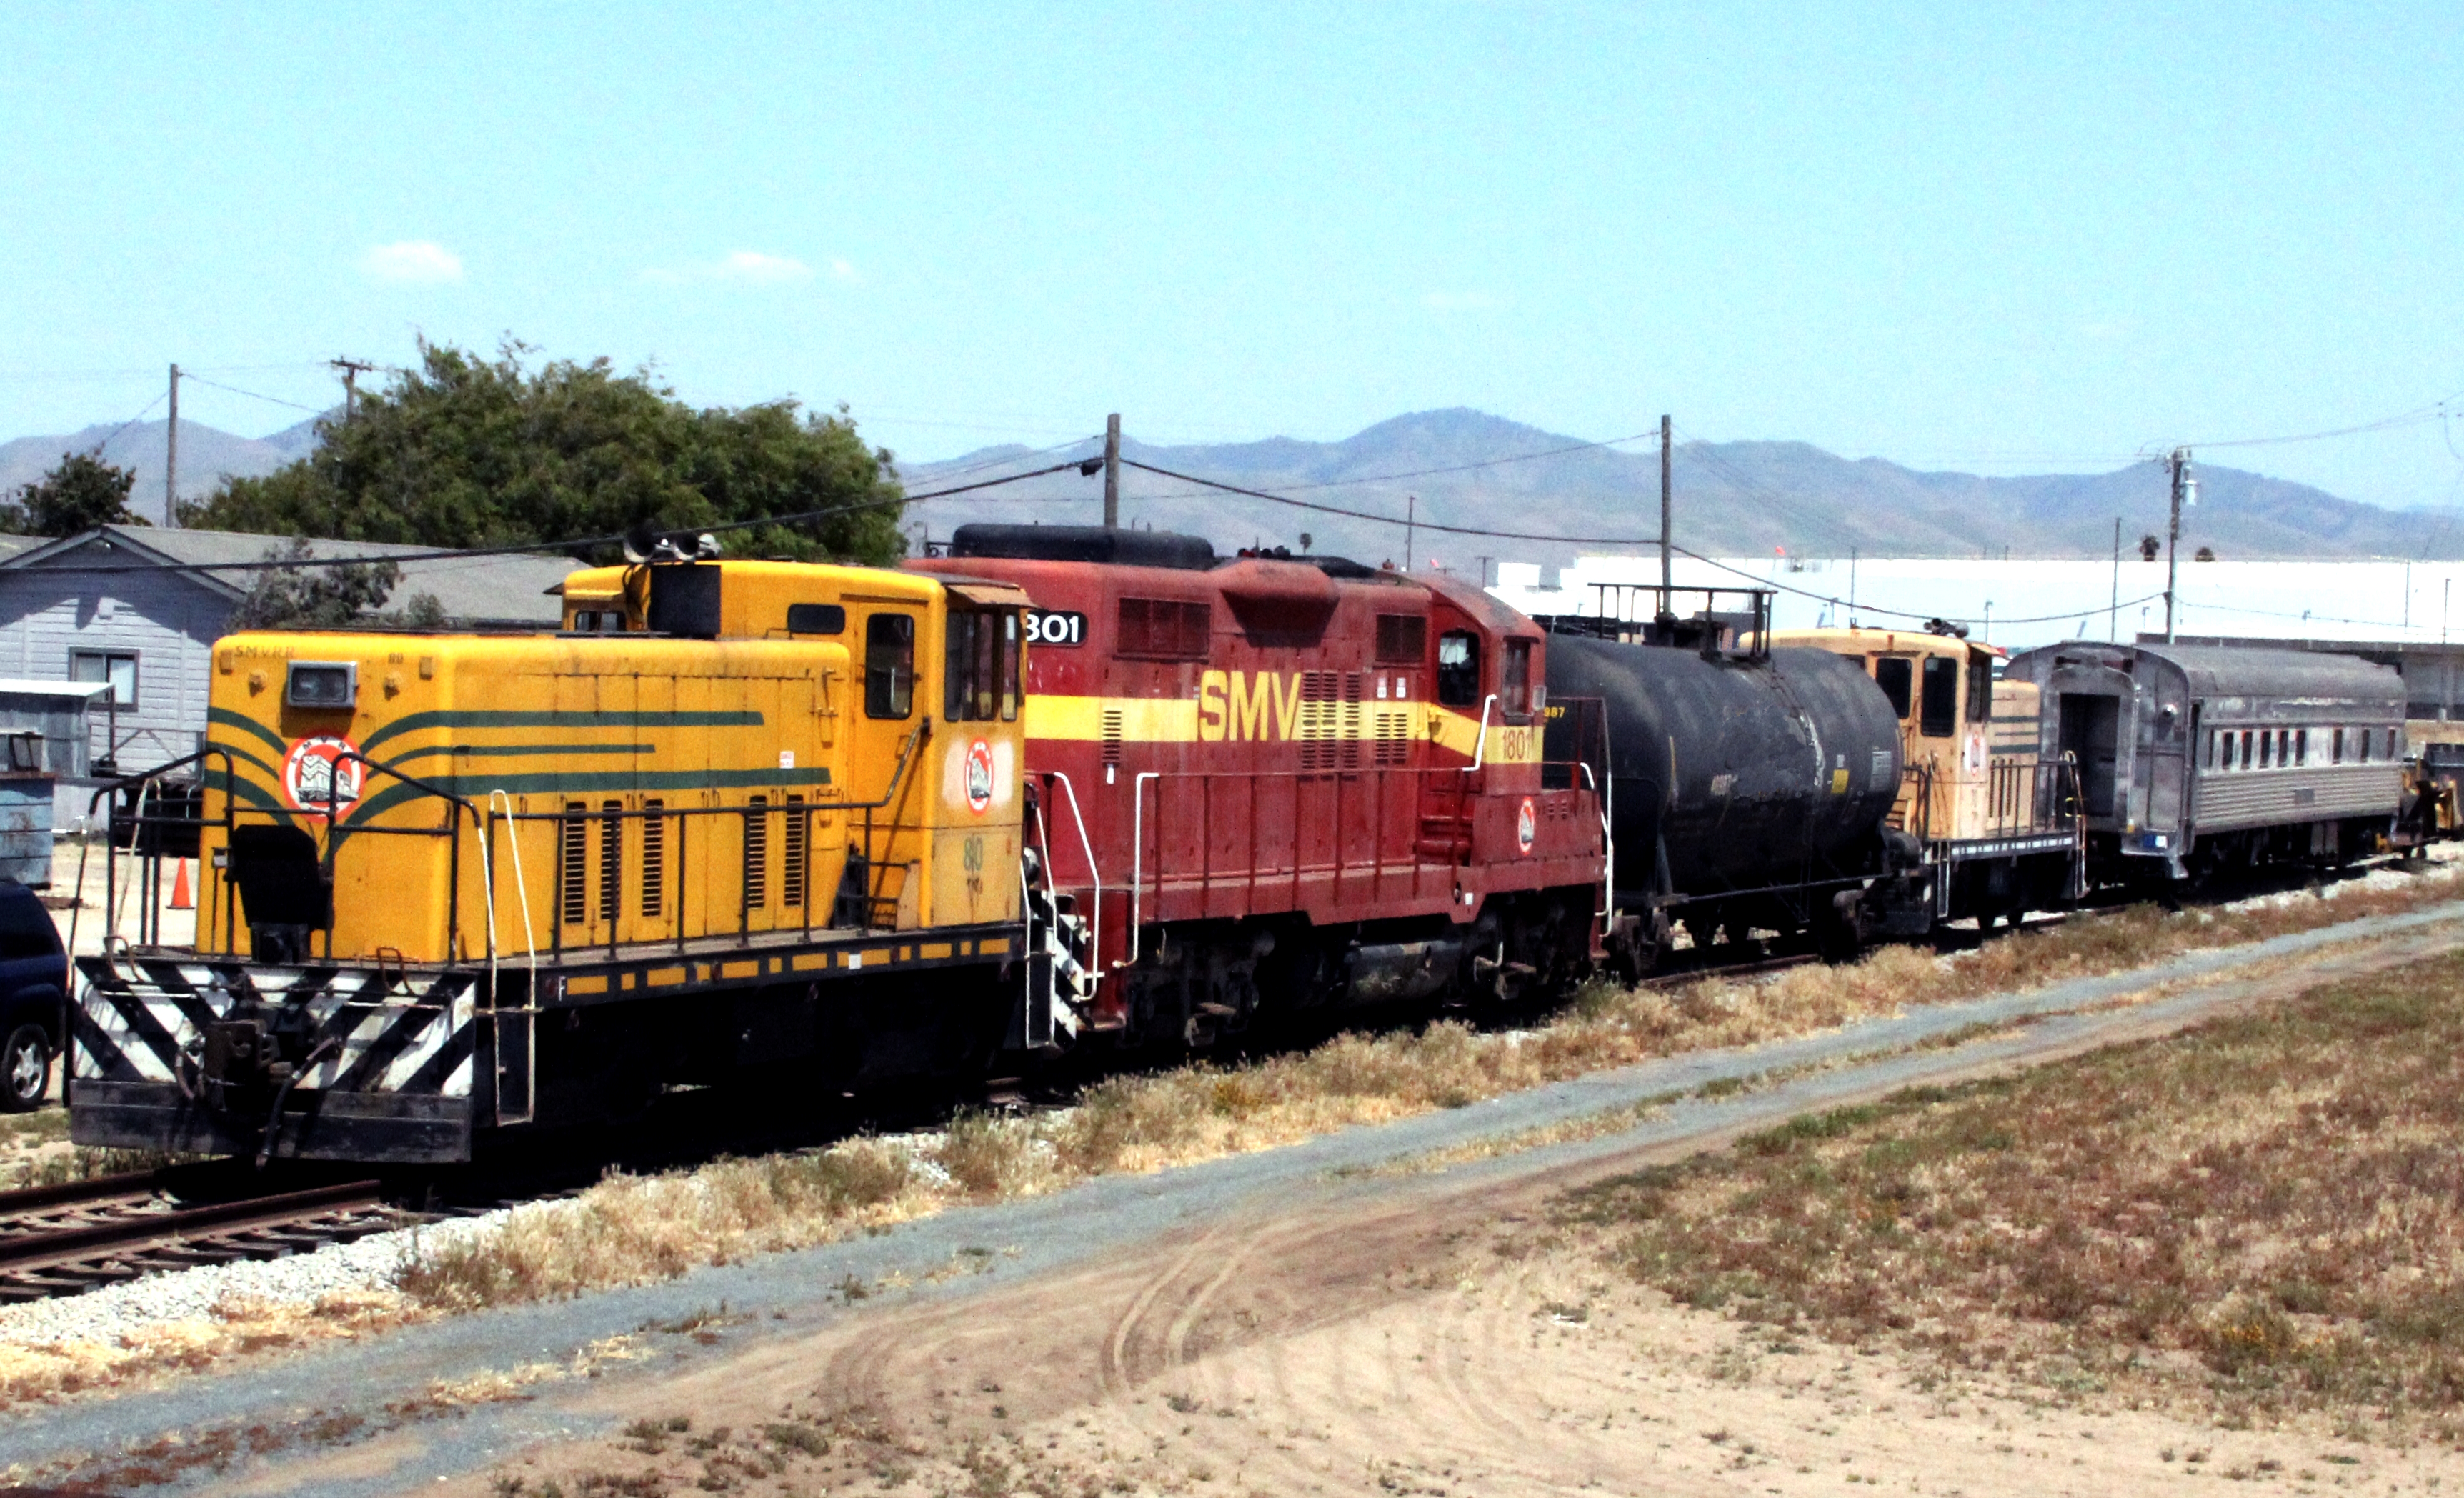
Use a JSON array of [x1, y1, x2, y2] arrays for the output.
[[70, 649, 138, 709], [864, 614, 916, 719]]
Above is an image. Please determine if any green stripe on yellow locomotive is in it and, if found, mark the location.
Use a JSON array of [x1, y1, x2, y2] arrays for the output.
[[200, 561, 1029, 967]]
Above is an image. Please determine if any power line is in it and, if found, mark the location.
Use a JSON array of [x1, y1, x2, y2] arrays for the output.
[[1118, 454, 2158, 626], [2180, 391, 2464, 451], [11, 459, 1091, 578], [178, 374, 326, 414], [76, 391, 171, 461]]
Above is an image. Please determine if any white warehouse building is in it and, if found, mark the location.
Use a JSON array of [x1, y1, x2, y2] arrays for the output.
[[1489, 554, 2464, 722]]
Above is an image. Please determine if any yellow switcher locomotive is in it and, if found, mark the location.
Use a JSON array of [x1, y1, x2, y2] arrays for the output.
[[71, 559, 1074, 1163]]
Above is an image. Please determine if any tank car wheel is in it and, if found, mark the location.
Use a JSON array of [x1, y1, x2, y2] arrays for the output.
[[1814, 891, 1865, 964], [1, 1024, 51, 1112]]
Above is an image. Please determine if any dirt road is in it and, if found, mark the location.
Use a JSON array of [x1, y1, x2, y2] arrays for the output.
[[18, 902, 2464, 1497]]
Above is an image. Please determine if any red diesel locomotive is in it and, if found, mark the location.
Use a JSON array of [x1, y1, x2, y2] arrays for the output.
[[910, 526, 1605, 1050]]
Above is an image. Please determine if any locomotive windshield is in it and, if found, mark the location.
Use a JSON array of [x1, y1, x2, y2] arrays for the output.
[[1920, 656, 1958, 737], [1874, 657, 1912, 719], [1501, 639, 1535, 717], [1437, 631, 1481, 706], [866, 613, 917, 718], [944, 607, 1020, 722]]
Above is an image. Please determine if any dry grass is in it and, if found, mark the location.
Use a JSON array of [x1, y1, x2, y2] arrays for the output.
[[396, 867, 2464, 1315], [1562, 944, 2464, 1434], [0, 1288, 414, 1409]]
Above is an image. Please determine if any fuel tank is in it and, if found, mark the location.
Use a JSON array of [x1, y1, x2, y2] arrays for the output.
[[1545, 636, 1903, 897]]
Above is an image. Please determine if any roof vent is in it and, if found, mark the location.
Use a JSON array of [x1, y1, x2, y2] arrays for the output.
[[948, 524, 1215, 571]]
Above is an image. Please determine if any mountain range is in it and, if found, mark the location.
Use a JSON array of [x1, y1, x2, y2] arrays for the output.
[[0, 413, 324, 524], [5, 406, 2454, 563], [899, 409, 2464, 569]]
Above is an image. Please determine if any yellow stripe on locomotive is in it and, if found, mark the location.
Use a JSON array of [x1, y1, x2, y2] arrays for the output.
[[201, 560, 1029, 965]]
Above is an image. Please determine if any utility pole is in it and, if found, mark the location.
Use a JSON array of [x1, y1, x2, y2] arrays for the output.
[[1849, 546, 1858, 625], [2163, 448, 2194, 644], [164, 363, 180, 529], [330, 356, 376, 421], [1102, 414, 1122, 530], [1658, 414, 1673, 609], [1475, 555, 1493, 589], [2110, 517, 2120, 641], [1405, 495, 1417, 571]]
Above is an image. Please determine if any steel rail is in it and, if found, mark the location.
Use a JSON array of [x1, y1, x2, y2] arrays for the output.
[[0, 1179, 391, 1294]]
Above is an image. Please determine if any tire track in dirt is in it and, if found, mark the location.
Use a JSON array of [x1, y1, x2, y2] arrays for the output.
[[35, 907, 2464, 1496]]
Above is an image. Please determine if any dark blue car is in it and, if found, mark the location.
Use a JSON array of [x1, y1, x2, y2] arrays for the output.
[[0, 879, 67, 1111]]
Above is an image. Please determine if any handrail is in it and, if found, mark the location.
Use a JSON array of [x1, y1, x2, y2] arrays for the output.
[[1044, 772, 1102, 983], [1579, 762, 1612, 920], [326, 751, 484, 962], [1466, 694, 1497, 772], [479, 716, 934, 952], [72, 746, 239, 961], [1128, 771, 1159, 966]]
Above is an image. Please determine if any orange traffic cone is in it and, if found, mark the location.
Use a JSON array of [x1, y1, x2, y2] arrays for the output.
[[170, 858, 194, 911]]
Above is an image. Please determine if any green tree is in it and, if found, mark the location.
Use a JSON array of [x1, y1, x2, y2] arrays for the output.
[[228, 538, 408, 629], [1, 449, 147, 535], [184, 339, 906, 564]]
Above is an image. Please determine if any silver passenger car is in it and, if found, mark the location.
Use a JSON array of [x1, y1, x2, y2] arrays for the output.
[[2002, 642, 2403, 882]]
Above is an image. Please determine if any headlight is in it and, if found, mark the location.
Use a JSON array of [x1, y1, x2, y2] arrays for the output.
[[286, 661, 357, 708]]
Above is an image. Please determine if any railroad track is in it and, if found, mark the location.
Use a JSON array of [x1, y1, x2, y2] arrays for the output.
[[0, 1172, 400, 1303]]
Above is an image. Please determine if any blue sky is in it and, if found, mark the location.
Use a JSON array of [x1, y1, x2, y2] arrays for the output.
[[3, 2, 2460, 506]]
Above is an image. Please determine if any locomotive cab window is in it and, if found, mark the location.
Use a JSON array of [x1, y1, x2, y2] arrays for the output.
[[864, 613, 916, 719], [1965, 653, 1992, 726], [1872, 657, 1913, 719], [786, 603, 846, 635], [1437, 631, 1482, 707], [944, 609, 1019, 722], [1919, 656, 1957, 737], [1500, 639, 1535, 717]]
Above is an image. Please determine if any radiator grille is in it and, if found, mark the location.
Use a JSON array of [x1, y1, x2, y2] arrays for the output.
[[559, 803, 589, 925], [639, 799, 665, 919], [783, 794, 807, 909], [744, 796, 769, 909]]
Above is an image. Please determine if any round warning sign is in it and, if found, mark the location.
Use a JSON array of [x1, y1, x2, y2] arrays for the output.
[[283, 735, 364, 817], [964, 738, 996, 814], [1515, 795, 1537, 855]]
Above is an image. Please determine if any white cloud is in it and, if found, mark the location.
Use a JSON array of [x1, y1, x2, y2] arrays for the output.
[[1422, 291, 1505, 311], [714, 250, 814, 284], [361, 240, 464, 284], [642, 250, 845, 288]]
